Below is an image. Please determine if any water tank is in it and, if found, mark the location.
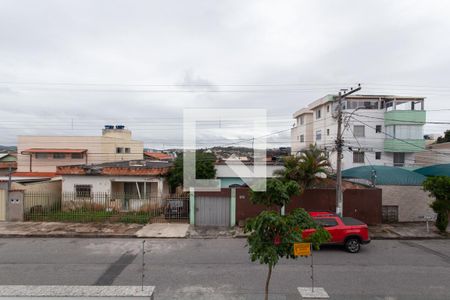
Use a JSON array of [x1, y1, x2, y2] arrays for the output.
[[115, 125, 125, 130], [104, 125, 114, 130]]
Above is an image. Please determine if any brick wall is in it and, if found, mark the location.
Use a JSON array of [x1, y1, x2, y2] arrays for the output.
[[381, 185, 434, 222], [235, 187, 382, 225]]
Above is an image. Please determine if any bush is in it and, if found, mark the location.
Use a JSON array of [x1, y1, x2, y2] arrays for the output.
[[435, 211, 449, 233], [423, 176, 450, 233]]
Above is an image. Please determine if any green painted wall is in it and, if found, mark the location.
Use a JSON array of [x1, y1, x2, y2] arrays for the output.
[[230, 188, 236, 226], [384, 110, 426, 126], [384, 139, 425, 152], [189, 188, 195, 225]]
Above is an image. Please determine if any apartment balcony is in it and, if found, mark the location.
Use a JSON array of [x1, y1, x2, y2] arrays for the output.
[[384, 110, 426, 126], [384, 139, 425, 153]]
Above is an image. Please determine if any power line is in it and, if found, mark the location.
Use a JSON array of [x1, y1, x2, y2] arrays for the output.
[[349, 116, 450, 157], [349, 112, 450, 125]]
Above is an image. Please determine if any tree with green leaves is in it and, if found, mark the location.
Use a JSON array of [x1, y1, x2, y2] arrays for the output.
[[422, 176, 450, 233], [245, 178, 330, 300], [167, 151, 216, 192], [274, 144, 330, 189], [436, 130, 450, 144]]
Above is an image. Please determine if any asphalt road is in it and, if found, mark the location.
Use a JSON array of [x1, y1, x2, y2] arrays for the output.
[[0, 238, 449, 300]]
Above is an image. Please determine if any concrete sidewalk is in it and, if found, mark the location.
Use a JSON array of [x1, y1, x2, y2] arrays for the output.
[[0, 221, 447, 239], [136, 223, 189, 238], [0, 222, 190, 238], [369, 222, 449, 239], [0, 222, 144, 238]]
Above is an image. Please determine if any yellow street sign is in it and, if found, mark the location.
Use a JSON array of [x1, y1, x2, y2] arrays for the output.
[[294, 242, 311, 257]]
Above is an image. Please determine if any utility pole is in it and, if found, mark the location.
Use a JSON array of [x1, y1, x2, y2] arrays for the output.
[[335, 84, 361, 217]]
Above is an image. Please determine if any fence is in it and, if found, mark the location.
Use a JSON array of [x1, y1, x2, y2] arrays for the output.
[[23, 192, 189, 224]]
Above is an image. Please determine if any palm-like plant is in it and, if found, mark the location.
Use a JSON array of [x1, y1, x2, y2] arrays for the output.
[[298, 145, 330, 188], [275, 144, 330, 189]]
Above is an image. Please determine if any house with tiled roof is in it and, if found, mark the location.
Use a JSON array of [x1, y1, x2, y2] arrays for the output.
[[144, 151, 174, 161], [17, 125, 144, 173], [56, 160, 172, 211]]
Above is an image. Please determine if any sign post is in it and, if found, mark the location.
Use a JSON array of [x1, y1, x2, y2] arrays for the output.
[[295, 242, 329, 299]]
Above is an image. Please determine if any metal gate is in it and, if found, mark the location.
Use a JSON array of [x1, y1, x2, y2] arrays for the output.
[[195, 196, 230, 226]]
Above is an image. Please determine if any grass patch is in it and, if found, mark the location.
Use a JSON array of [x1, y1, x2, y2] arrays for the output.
[[25, 209, 160, 224]]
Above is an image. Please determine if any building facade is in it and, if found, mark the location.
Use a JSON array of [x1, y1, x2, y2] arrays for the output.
[[291, 94, 426, 169], [17, 125, 144, 173]]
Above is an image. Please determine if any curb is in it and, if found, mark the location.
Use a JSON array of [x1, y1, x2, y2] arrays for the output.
[[0, 233, 139, 238], [0, 233, 447, 239], [371, 235, 449, 240]]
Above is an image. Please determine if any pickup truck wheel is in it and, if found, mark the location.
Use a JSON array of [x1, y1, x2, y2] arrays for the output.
[[345, 238, 360, 253]]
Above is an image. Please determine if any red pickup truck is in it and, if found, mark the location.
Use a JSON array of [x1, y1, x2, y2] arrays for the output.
[[302, 211, 371, 253]]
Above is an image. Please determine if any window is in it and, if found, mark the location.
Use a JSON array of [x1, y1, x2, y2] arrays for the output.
[[376, 125, 382, 133], [353, 151, 365, 163], [375, 152, 381, 160], [327, 128, 330, 136], [393, 152, 405, 167], [71, 153, 83, 159], [300, 135, 304, 143], [353, 125, 365, 137], [35, 153, 48, 159], [347, 100, 378, 110], [116, 147, 124, 154], [299, 116, 304, 125], [386, 125, 423, 140], [316, 130, 322, 141], [326, 105, 330, 113], [75, 185, 91, 198], [315, 218, 338, 227], [382, 205, 398, 223], [316, 109, 321, 119], [53, 153, 65, 159], [125, 148, 131, 154]]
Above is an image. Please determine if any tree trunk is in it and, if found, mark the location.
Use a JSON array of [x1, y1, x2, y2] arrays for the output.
[[265, 264, 273, 300]]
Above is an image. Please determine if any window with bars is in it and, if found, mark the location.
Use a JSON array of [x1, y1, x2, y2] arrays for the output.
[[353, 151, 365, 163], [376, 125, 382, 133], [394, 152, 405, 167], [375, 152, 381, 160], [300, 135, 304, 143], [75, 185, 91, 198]]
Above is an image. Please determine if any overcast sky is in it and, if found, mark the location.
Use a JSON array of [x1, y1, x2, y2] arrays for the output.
[[1, 0, 450, 149]]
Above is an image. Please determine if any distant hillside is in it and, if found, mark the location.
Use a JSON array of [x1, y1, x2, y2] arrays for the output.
[[0, 145, 17, 152]]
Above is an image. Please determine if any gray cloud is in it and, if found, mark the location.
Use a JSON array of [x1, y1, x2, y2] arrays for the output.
[[0, 0, 449, 147]]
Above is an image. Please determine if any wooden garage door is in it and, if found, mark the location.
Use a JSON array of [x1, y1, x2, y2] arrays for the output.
[[195, 196, 230, 226]]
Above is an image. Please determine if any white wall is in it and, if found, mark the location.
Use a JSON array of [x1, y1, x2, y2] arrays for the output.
[[62, 176, 112, 193], [61, 175, 165, 195], [382, 185, 434, 222]]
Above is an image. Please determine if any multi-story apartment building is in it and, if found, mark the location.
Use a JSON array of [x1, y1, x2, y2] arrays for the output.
[[17, 125, 144, 173], [291, 94, 426, 170]]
